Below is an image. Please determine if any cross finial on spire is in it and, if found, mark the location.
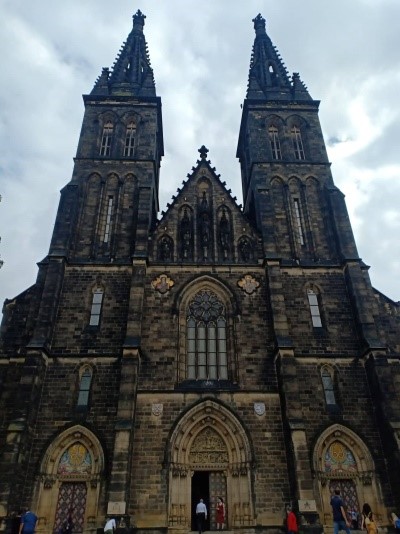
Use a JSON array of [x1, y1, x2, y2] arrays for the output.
[[252, 14, 266, 36], [132, 9, 146, 29], [198, 145, 209, 160]]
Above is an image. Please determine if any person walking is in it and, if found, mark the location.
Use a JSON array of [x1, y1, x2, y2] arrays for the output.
[[104, 517, 116, 534], [361, 503, 377, 534], [18, 509, 38, 534], [286, 506, 298, 534], [196, 498, 207, 534], [330, 489, 351, 534], [216, 497, 225, 530]]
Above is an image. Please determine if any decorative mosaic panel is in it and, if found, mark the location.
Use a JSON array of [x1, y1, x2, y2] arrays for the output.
[[324, 441, 357, 474], [57, 443, 91, 475]]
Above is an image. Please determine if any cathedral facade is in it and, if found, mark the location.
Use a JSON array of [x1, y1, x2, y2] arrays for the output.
[[1, 11, 400, 534]]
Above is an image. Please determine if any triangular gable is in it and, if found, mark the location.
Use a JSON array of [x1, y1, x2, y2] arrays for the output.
[[150, 147, 259, 264]]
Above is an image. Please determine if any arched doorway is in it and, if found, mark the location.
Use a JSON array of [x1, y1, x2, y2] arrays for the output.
[[166, 400, 253, 530], [33, 426, 104, 534], [313, 424, 383, 527]]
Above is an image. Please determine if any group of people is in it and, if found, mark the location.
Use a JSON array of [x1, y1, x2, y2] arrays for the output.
[[11, 495, 400, 534], [330, 488, 400, 534], [196, 497, 226, 534]]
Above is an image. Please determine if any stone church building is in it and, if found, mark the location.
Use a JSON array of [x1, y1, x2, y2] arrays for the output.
[[1, 10, 400, 534]]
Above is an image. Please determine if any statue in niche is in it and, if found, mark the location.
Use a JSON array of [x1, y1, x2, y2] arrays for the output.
[[200, 213, 211, 259], [159, 236, 173, 261], [239, 237, 253, 262], [180, 209, 192, 260], [219, 209, 230, 259]]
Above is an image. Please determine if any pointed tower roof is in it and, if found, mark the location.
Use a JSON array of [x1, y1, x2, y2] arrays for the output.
[[91, 10, 156, 97], [247, 14, 311, 101]]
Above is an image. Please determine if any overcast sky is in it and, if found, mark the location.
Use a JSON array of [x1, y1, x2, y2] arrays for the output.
[[0, 0, 399, 310]]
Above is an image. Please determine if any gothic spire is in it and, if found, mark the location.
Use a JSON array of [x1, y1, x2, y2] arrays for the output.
[[246, 14, 311, 101], [91, 10, 156, 97]]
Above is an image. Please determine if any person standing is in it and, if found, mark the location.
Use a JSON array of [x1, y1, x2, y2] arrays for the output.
[[18, 509, 38, 534], [286, 506, 298, 534], [350, 510, 358, 530], [361, 503, 377, 534], [196, 498, 207, 534], [104, 517, 116, 534], [330, 489, 351, 534], [216, 497, 225, 530]]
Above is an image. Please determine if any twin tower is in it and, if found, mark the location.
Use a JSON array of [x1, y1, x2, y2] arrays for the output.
[[1, 10, 399, 534]]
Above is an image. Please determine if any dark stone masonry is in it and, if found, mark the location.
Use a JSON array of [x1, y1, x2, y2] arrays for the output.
[[0, 10, 399, 534]]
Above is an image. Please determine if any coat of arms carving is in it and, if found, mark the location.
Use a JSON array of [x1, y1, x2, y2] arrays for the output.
[[238, 274, 259, 295], [254, 402, 265, 416], [152, 403, 163, 416]]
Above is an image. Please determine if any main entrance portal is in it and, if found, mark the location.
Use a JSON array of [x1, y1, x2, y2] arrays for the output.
[[167, 400, 254, 530], [191, 471, 227, 531]]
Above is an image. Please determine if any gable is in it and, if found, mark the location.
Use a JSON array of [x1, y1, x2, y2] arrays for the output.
[[150, 160, 259, 264]]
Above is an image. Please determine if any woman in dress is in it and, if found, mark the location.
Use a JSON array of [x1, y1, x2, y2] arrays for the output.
[[216, 497, 225, 530], [361, 503, 377, 534]]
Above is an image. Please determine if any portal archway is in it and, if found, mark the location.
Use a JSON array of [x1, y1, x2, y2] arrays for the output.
[[313, 424, 383, 526], [166, 399, 253, 530], [34, 426, 105, 534]]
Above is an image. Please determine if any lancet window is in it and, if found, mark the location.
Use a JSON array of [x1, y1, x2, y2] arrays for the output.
[[291, 126, 305, 160], [321, 367, 336, 406], [124, 122, 136, 157], [268, 126, 282, 160], [307, 287, 323, 328], [293, 198, 305, 246], [100, 122, 113, 156], [89, 288, 104, 326], [77, 368, 93, 409]]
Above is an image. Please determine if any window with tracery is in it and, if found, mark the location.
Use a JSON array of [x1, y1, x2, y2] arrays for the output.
[[100, 122, 113, 156], [187, 290, 228, 380], [268, 126, 281, 160], [124, 122, 136, 157], [291, 126, 305, 160]]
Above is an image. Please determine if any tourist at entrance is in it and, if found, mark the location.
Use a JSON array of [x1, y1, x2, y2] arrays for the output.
[[216, 497, 225, 530], [286, 506, 298, 534], [361, 503, 377, 534], [104, 517, 116, 534], [330, 489, 351, 534], [196, 498, 207, 534], [18, 509, 38, 534]]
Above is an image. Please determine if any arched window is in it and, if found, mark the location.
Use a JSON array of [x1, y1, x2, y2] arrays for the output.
[[89, 288, 104, 326], [77, 368, 93, 408], [100, 121, 113, 156], [293, 197, 305, 246], [321, 367, 336, 405], [187, 290, 228, 380], [268, 126, 281, 160], [103, 196, 114, 243], [291, 126, 305, 160], [307, 287, 323, 328], [124, 122, 136, 157]]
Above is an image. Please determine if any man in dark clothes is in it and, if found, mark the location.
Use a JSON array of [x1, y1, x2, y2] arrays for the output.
[[330, 489, 351, 534]]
